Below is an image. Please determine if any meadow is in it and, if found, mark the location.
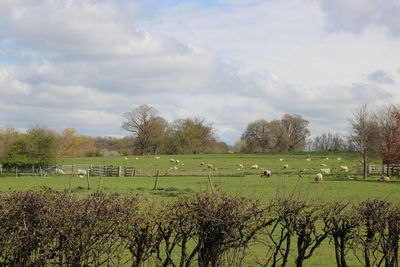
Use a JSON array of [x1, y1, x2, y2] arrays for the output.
[[1, 151, 399, 266], [1, 151, 398, 203]]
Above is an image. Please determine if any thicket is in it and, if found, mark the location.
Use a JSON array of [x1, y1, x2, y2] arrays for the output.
[[0, 190, 399, 267]]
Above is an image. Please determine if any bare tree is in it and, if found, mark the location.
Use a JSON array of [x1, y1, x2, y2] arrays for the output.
[[122, 105, 166, 155], [349, 105, 380, 179], [311, 133, 346, 151], [376, 104, 400, 176], [281, 114, 310, 151], [241, 120, 272, 152]]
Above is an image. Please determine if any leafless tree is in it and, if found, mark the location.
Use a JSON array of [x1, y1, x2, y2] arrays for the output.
[[349, 105, 380, 179], [281, 114, 310, 152], [376, 104, 400, 176], [241, 120, 273, 152], [122, 105, 166, 155]]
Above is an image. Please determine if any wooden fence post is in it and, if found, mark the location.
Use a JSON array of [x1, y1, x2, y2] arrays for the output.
[[207, 171, 214, 193], [97, 174, 103, 193], [153, 170, 160, 190], [15, 167, 18, 179], [86, 170, 90, 190], [131, 167, 135, 177]]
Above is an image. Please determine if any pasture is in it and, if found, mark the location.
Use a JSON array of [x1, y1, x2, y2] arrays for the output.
[[1, 151, 398, 203], [1, 151, 399, 266]]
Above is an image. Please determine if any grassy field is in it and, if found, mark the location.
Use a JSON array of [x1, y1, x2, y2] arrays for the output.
[[1, 151, 399, 266], [1, 151, 398, 203]]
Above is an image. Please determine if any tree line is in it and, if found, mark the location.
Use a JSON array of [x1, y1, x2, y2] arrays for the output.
[[1, 103, 399, 168], [1, 190, 399, 267]]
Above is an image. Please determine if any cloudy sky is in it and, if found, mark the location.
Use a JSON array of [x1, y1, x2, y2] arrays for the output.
[[0, 0, 399, 144]]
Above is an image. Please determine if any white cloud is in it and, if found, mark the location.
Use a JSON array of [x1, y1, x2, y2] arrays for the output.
[[0, 0, 399, 145]]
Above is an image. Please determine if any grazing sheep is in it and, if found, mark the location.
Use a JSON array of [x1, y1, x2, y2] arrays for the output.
[[76, 169, 87, 178], [200, 162, 205, 166], [379, 176, 390, 182], [279, 158, 284, 161], [261, 170, 271, 177], [135, 157, 139, 160], [175, 159, 180, 164], [347, 175, 355, 180], [340, 166, 349, 172], [337, 158, 342, 161], [306, 158, 311, 162], [320, 168, 331, 174], [320, 164, 327, 167], [213, 167, 218, 171], [325, 157, 329, 160], [315, 173, 323, 182], [250, 164, 258, 169], [238, 163, 244, 169], [170, 158, 176, 163], [155, 156, 160, 159], [283, 164, 289, 169], [124, 157, 128, 160], [207, 164, 213, 169], [44, 167, 65, 175], [173, 166, 178, 170]]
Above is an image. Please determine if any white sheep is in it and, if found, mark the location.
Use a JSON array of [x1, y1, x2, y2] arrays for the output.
[[325, 157, 329, 160], [135, 157, 139, 160], [238, 163, 244, 169], [207, 164, 213, 169], [320, 168, 331, 174], [315, 173, 323, 182], [124, 157, 128, 160], [76, 169, 87, 178], [175, 159, 180, 164], [320, 164, 327, 167], [340, 166, 349, 172], [337, 158, 342, 161], [306, 158, 311, 162], [283, 164, 289, 169], [250, 164, 258, 169], [379, 176, 390, 182], [155, 156, 160, 159], [279, 158, 284, 161], [170, 158, 176, 163]]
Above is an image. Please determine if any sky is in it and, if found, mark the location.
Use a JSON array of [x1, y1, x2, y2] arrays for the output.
[[0, 0, 399, 145]]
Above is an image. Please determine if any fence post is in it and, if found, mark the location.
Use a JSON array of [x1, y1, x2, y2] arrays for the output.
[[153, 170, 160, 190], [15, 167, 18, 179], [86, 170, 90, 190], [207, 171, 214, 193], [0, 164, 2, 176], [118, 166, 122, 177], [131, 167, 135, 177]]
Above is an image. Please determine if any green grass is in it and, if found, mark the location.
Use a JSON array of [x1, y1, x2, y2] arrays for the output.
[[0, 151, 398, 266]]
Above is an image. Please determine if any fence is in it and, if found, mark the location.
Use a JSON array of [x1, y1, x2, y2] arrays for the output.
[[368, 164, 400, 176], [0, 164, 250, 178]]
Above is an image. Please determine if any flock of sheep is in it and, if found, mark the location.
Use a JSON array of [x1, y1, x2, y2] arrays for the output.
[[45, 155, 392, 183]]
